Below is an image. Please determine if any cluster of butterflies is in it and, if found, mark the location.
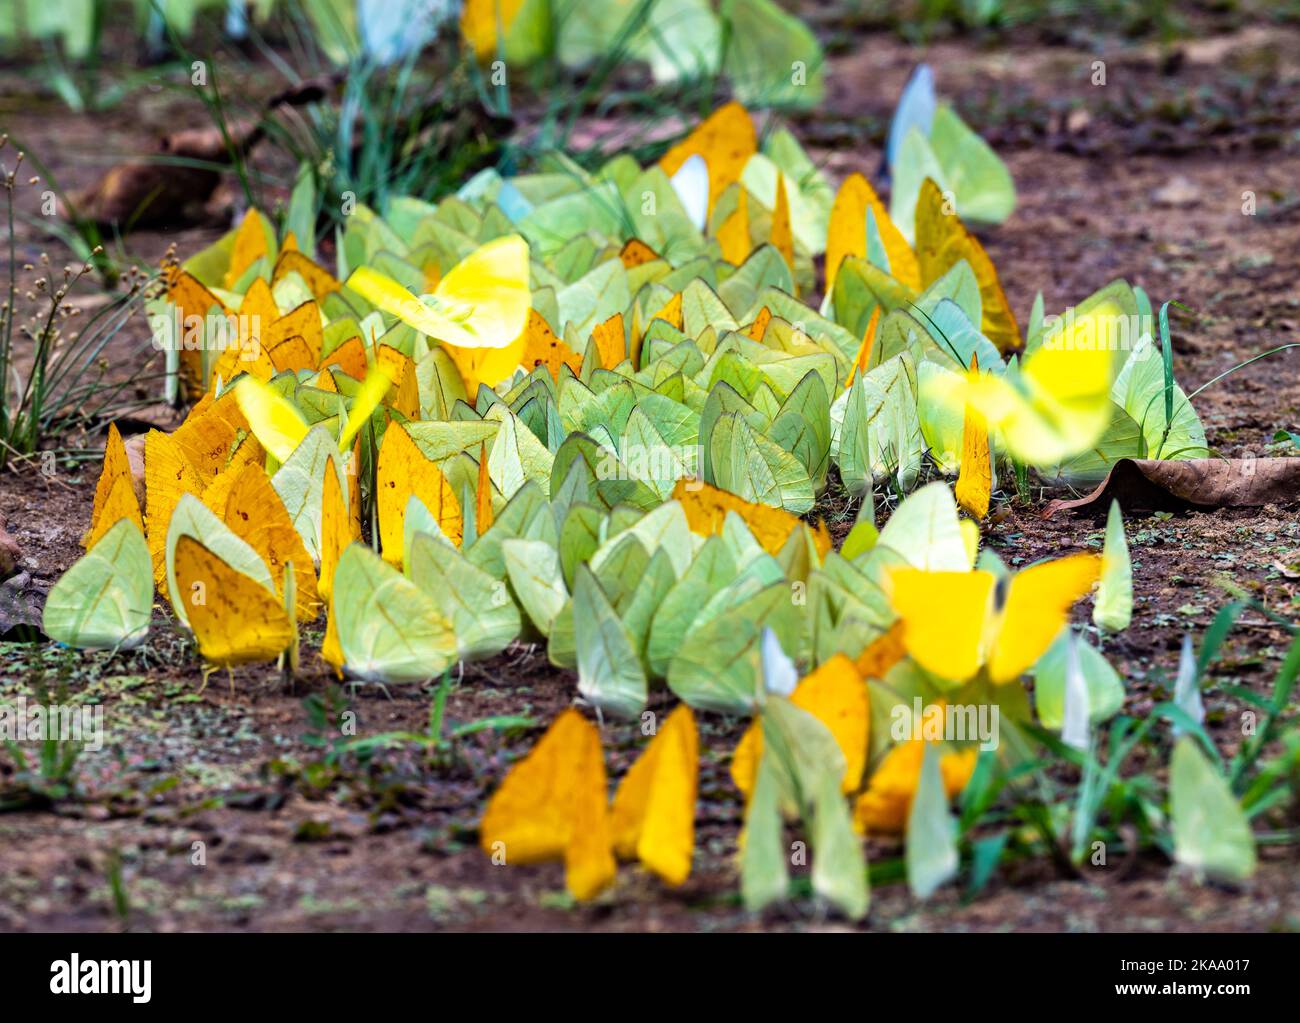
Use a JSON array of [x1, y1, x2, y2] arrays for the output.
[[478, 484, 1130, 917], [462, 0, 825, 108], [42, 82, 1215, 909]]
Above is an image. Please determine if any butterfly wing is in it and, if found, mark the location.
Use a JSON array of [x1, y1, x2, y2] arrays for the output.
[[669, 154, 710, 232], [43, 519, 152, 651], [173, 534, 294, 667], [1003, 298, 1124, 461], [233, 376, 311, 464], [922, 328, 1116, 468], [658, 101, 757, 218], [611, 704, 698, 886], [885, 64, 936, 176], [375, 422, 463, 564], [914, 178, 1020, 353], [331, 543, 458, 683], [432, 234, 531, 349], [337, 362, 397, 450], [987, 552, 1100, 682], [888, 568, 995, 682]]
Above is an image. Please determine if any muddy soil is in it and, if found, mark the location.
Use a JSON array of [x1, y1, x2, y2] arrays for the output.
[[0, 20, 1297, 931]]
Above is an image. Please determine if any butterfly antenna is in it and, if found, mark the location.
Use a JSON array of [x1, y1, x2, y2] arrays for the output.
[[906, 300, 967, 368]]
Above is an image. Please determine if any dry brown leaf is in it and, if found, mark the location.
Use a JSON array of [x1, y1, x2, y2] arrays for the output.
[[1043, 457, 1300, 517]]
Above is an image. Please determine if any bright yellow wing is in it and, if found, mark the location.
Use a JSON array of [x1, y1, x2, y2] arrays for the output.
[[172, 535, 294, 668], [338, 362, 397, 449], [888, 568, 996, 682], [988, 553, 1100, 683], [1011, 298, 1123, 457], [375, 422, 463, 564], [349, 236, 530, 352], [221, 463, 320, 622], [923, 331, 1117, 467], [611, 704, 698, 886], [478, 709, 616, 900], [433, 234, 530, 348], [914, 178, 1020, 353], [144, 429, 205, 585], [826, 172, 920, 293], [233, 376, 310, 464]]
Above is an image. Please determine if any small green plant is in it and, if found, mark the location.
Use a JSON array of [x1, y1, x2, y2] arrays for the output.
[[0, 681, 85, 811], [303, 672, 533, 772], [105, 847, 132, 926], [0, 139, 163, 470], [932, 598, 1300, 897]]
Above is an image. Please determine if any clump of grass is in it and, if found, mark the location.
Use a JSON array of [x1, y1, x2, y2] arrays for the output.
[[167, 0, 727, 248], [938, 599, 1300, 897], [0, 138, 165, 470], [0, 678, 84, 812]]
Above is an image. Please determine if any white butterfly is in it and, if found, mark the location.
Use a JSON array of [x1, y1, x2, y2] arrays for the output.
[[760, 627, 797, 698], [670, 154, 709, 233]]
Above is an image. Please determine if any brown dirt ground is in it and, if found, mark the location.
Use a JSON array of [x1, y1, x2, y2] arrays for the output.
[[0, 19, 1298, 932]]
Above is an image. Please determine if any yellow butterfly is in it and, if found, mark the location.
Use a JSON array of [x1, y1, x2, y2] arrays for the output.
[[478, 708, 617, 901], [346, 235, 530, 391], [611, 704, 698, 887], [921, 302, 1121, 466], [731, 654, 868, 799], [826, 172, 920, 294], [888, 553, 1100, 683], [953, 353, 992, 519], [83, 424, 144, 551], [215, 462, 321, 622], [914, 177, 1019, 353], [172, 534, 296, 675], [855, 730, 978, 835], [144, 429, 205, 585], [375, 421, 463, 564], [233, 364, 394, 465], [672, 478, 831, 559], [480, 706, 700, 898]]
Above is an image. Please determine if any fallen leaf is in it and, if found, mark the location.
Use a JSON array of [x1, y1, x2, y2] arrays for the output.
[[1044, 457, 1300, 517]]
